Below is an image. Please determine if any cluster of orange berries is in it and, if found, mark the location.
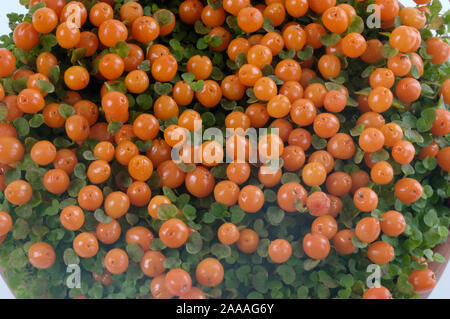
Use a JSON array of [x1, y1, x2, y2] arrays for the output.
[[0, 0, 448, 299]]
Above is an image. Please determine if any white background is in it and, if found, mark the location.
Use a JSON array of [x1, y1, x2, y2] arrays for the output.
[[0, 0, 448, 299]]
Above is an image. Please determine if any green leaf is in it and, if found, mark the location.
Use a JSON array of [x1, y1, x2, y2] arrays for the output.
[[416, 117, 433, 132], [361, 65, 375, 78], [0, 104, 8, 121], [43, 199, 60, 216], [396, 273, 413, 294], [210, 164, 227, 178], [112, 41, 130, 58], [211, 66, 225, 81], [186, 231, 203, 254], [5, 167, 22, 183], [210, 36, 223, 47], [257, 238, 270, 258], [12, 78, 27, 93], [157, 203, 179, 220], [88, 283, 103, 299], [423, 209, 439, 228], [135, 139, 152, 153], [40, 34, 57, 51], [207, 0, 223, 10], [351, 236, 367, 248], [420, 83, 434, 97], [164, 256, 182, 269], [154, 82, 173, 95], [154, 9, 174, 27], [125, 213, 139, 226], [254, 219, 268, 238], [350, 124, 365, 136], [429, 15, 444, 30], [421, 108, 436, 122], [236, 265, 251, 282], [82, 150, 97, 161], [252, 271, 268, 293], [196, 37, 208, 50], [370, 149, 389, 163], [202, 212, 216, 223], [63, 248, 80, 265], [71, 48, 86, 64], [230, 205, 245, 224], [36, 80, 55, 93], [276, 265, 296, 284], [190, 80, 205, 92], [16, 204, 32, 219], [211, 243, 232, 259], [382, 44, 399, 59], [297, 46, 313, 60], [115, 170, 131, 188], [347, 16, 364, 33], [177, 162, 196, 173], [263, 189, 277, 202], [29, 2, 46, 15], [201, 111, 216, 126], [49, 65, 60, 84], [235, 52, 247, 68], [68, 178, 87, 197], [136, 94, 153, 110], [401, 164, 415, 176], [107, 121, 123, 135], [311, 135, 327, 150], [320, 33, 340, 47], [138, 60, 151, 72], [126, 243, 144, 263], [194, 20, 211, 35], [247, 292, 264, 299], [266, 206, 285, 226], [59, 103, 75, 119], [53, 137, 73, 148], [430, 0, 442, 15], [355, 87, 372, 96], [303, 258, 320, 271], [74, 163, 86, 180], [410, 64, 420, 79], [281, 172, 300, 184], [404, 129, 424, 144], [339, 274, 355, 288], [169, 39, 182, 52], [210, 202, 228, 218], [181, 72, 195, 83], [12, 218, 29, 240], [319, 270, 339, 288], [13, 117, 30, 137], [279, 48, 296, 60], [297, 286, 309, 299], [433, 252, 445, 263], [423, 156, 437, 170], [267, 75, 283, 85], [32, 224, 49, 238], [94, 209, 112, 224], [29, 113, 44, 128], [162, 186, 177, 202], [8, 248, 27, 269], [150, 238, 167, 251], [324, 82, 343, 92], [262, 17, 274, 32]]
